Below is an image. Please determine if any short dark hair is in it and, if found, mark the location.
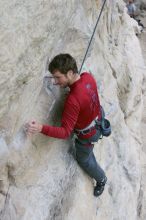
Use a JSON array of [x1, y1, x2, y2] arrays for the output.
[[49, 53, 78, 75]]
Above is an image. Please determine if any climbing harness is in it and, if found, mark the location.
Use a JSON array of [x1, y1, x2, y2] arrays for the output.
[[75, 106, 111, 138], [79, 0, 107, 74], [75, 116, 98, 135]]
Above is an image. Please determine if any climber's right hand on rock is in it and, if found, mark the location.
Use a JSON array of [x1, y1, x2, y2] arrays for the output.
[[24, 120, 43, 136]]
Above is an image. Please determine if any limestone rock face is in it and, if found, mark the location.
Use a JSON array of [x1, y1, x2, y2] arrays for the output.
[[135, 0, 146, 9], [0, 0, 146, 220]]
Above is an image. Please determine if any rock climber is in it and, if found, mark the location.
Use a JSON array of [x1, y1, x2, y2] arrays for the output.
[[126, 0, 137, 18], [126, 0, 144, 31], [25, 53, 107, 197]]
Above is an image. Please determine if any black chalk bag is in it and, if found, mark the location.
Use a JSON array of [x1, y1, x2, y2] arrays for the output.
[[101, 118, 111, 137], [100, 106, 111, 137]]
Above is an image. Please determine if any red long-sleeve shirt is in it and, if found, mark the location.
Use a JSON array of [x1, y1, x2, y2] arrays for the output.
[[41, 72, 101, 139]]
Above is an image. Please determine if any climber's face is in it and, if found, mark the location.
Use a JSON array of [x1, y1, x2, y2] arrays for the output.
[[52, 70, 73, 88]]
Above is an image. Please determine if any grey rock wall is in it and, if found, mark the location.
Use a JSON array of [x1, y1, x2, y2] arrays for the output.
[[0, 0, 146, 219]]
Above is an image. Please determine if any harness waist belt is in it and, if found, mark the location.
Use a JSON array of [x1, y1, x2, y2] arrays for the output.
[[75, 116, 98, 134]]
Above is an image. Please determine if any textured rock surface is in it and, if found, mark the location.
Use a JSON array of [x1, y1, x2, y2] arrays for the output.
[[138, 9, 146, 220], [0, 0, 146, 219]]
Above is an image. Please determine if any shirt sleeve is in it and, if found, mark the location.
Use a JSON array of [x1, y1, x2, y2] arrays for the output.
[[41, 95, 80, 139]]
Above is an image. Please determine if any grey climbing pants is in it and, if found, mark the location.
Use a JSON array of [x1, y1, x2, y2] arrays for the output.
[[75, 129, 106, 183]]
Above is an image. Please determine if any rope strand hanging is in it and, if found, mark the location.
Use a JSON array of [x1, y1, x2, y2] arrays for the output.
[[79, 0, 107, 74]]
